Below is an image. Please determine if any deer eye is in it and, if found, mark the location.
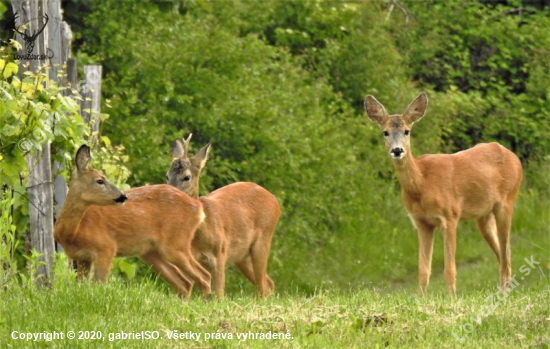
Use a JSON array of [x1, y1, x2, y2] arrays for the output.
[[183, 176, 191, 182], [404, 130, 410, 135], [96, 179, 105, 185], [383, 131, 389, 137]]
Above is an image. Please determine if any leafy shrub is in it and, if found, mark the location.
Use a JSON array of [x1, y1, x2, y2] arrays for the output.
[[0, 38, 132, 281], [391, 0, 550, 171], [53, 0, 550, 292]]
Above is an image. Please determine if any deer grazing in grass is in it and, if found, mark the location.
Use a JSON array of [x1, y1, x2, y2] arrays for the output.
[[54, 145, 211, 299], [364, 93, 522, 297], [166, 134, 280, 298]]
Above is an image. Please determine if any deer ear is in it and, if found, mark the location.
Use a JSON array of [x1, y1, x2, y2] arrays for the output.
[[75, 145, 91, 172], [172, 139, 185, 159], [182, 133, 192, 158], [364, 95, 388, 124], [191, 142, 211, 170], [403, 92, 428, 124]]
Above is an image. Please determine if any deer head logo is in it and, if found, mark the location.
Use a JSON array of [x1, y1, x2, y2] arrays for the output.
[[13, 11, 49, 54]]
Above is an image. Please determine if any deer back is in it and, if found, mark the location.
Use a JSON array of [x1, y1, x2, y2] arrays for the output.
[[409, 142, 522, 221], [197, 182, 280, 263], [75, 184, 204, 258]]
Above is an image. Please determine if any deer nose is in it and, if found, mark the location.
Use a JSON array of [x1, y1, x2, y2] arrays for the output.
[[114, 193, 128, 204], [391, 148, 404, 157]]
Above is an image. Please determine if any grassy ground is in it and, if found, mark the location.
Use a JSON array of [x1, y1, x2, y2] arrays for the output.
[[0, 267, 548, 348], [1, 185, 548, 348], [267, 184, 550, 294]]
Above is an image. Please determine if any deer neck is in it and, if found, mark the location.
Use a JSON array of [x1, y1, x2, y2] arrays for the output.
[[392, 151, 423, 195], [188, 184, 200, 200], [188, 176, 202, 199], [53, 192, 91, 242]]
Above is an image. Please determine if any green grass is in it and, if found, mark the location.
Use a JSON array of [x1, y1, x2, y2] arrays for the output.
[[268, 186, 550, 295], [0, 268, 548, 348], [1, 187, 548, 348]]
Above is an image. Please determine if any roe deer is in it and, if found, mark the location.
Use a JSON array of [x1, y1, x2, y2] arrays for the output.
[[54, 145, 211, 299], [364, 92, 522, 297], [166, 134, 280, 298]]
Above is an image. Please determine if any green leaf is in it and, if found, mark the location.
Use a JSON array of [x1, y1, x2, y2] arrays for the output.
[[118, 259, 136, 279], [0, 3, 7, 18], [3, 62, 19, 79], [101, 136, 111, 147], [0, 124, 17, 137]]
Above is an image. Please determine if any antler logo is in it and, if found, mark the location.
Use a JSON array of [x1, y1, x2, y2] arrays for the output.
[[13, 11, 49, 54]]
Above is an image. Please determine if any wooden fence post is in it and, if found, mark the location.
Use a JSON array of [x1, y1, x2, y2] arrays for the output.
[[49, 2, 73, 241], [46, 0, 64, 224], [46, 0, 61, 81], [11, 0, 103, 279], [81, 65, 103, 145], [56, 36, 75, 263], [11, 0, 55, 283]]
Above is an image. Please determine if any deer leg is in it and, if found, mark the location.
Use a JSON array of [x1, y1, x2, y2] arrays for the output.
[[476, 213, 501, 262], [414, 219, 435, 296], [442, 219, 458, 297], [210, 252, 227, 299], [76, 260, 92, 282], [249, 239, 271, 298], [92, 250, 115, 282], [235, 257, 275, 295], [162, 247, 211, 299], [266, 275, 275, 294], [141, 251, 193, 299], [494, 204, 513, 289], [235, 259, 256, 285]]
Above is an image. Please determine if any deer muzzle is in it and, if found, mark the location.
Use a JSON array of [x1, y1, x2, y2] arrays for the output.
[[114, 193, 128, 205]]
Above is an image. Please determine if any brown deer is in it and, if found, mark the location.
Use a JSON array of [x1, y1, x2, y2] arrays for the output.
[[54, 145, 211, 299], [166, 134, 280, 298], [364, 92, 522, 297]]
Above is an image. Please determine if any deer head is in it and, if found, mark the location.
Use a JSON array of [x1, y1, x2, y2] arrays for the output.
[[70, 145, 127, 206], [166, 134, 211, 199], [365, 92, 428, 160]]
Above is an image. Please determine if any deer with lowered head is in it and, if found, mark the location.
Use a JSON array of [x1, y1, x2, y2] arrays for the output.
[[166, 134, 280, 298], [364, 92, 522, 297], [54, 145, 211, 299]]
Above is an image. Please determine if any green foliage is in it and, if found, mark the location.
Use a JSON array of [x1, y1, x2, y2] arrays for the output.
[[0, 41, 89, 187], [111, 258, 137, 280], [0, 1, 7, 18], [0, 188, 17, 286], [0, 39, 88, 277], [51, 253, 77, 289], [0, 37, 132, 282], [58, 0, 550, 292], [0, 275, 548, 348], [392, 0, 550, 166], [213, 0, 414, 110], [92, 137, 132, 190], [75, 1, 396, 288], [19, 249, 46, 288]]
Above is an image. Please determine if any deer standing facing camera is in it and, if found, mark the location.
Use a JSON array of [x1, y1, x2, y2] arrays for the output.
[[364, 93, 522, 297]]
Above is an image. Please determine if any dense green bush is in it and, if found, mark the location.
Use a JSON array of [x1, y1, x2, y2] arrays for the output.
[[0, 38, 88, 238], [207, 0, 550, 173], [210, 0, 415, 110], [2, 0, 546, 292], [0, 35, 131, 280], [392, 1, 550, 167], [62, 0, 549, 292]]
